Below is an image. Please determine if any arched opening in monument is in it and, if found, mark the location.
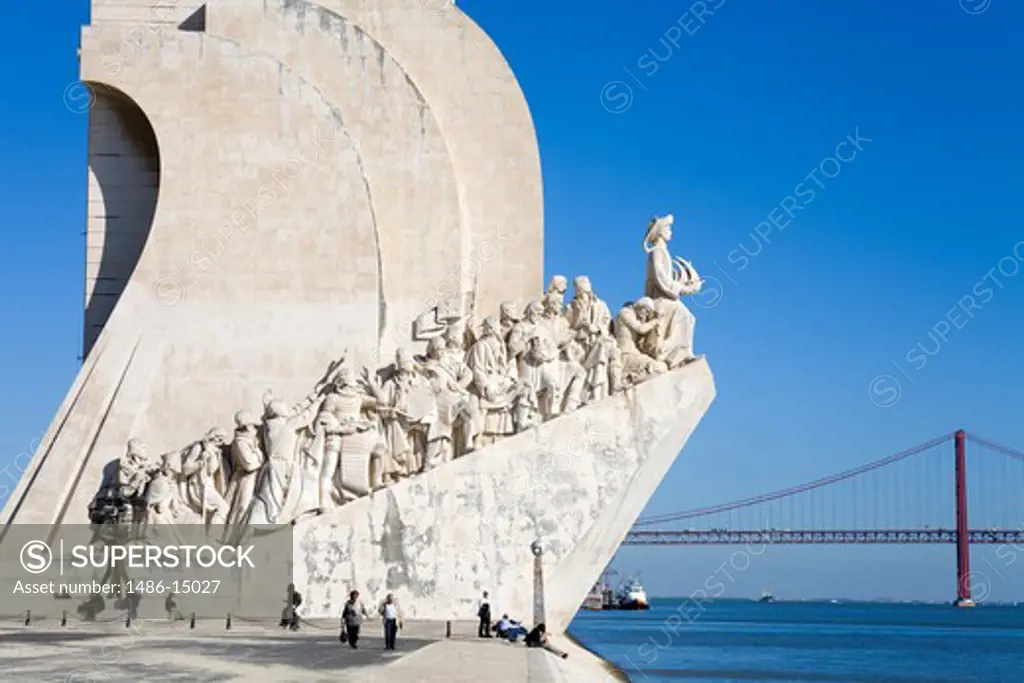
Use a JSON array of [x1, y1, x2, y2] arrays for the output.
[[83, 84, 160, 359]]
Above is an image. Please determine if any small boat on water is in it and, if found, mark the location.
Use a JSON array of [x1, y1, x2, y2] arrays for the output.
[[582, 570, 618, 610], [616, 577, 650, 610], [758, 589, 775, 603], [582, 582, 606, 610]]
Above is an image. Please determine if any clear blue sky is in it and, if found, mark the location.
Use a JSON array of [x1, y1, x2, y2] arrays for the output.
[[2, 0, 1024, 602]]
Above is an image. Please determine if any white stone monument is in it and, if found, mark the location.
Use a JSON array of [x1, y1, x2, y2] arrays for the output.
[[1, 0, 716, 635]]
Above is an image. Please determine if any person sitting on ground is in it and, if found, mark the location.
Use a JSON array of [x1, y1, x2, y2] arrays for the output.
[[505, 617, 529, 643], [524, 623, 568, 659], [495, 614, 511, 638]]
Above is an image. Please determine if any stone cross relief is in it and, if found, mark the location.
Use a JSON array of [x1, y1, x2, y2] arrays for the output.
[[88, 214, 703, 540]]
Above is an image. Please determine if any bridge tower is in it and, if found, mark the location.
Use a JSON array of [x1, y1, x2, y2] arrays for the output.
[[954, 429, 975, 607]]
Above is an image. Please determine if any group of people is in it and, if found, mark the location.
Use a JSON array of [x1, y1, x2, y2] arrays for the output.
[[340, 590, 404, 651], [278, 586, 404, 652], [477, 591, 568, 659], [278, 586, 567, 658]]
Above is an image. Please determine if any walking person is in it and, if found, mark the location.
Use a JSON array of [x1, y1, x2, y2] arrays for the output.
[[280, 583, 302, 631], [341, 590, 370, 648], [477, 590, 492, 638], [379, 593, 404, 650]]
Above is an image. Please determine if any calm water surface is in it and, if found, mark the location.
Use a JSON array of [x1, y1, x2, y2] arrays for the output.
[[568, 599, 1024, 682]]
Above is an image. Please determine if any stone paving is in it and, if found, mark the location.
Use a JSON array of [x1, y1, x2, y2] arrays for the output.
[[0, 618, 620, 682]]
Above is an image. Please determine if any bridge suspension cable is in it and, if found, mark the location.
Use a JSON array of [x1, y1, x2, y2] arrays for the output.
[[634, 433, 954, 527]]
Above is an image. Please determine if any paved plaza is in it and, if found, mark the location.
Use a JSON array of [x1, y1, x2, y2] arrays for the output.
[[0, 618, 620, 682]]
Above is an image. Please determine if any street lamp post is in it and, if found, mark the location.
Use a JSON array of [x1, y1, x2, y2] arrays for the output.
[[530, 538, 548, 626]]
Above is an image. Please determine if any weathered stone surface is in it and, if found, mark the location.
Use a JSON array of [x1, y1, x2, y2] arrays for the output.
[[208, 0, 466, 361], [295, 359, 715, 632], [316, 0, 546, 319]]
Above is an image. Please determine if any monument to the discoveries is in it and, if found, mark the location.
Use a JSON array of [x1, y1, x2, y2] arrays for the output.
[[1, 0, 715, 633]]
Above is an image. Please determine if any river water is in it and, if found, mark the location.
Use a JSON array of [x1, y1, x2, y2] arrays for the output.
[[568, 599, 1024, 682]]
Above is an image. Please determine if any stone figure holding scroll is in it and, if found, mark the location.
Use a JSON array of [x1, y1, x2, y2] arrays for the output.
[[467, 315, 520, 445], [643, 214, 701, 367], [371, 348, 438, 477]]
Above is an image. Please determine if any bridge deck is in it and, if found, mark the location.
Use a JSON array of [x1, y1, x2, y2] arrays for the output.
[[625, 529, 1024, 545]]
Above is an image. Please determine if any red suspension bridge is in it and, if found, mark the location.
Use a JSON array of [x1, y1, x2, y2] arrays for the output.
[[624, 430, 1024, 606]]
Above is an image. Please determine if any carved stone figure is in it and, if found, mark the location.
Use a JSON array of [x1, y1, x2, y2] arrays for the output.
[[522, 298, 584, 420], [310, 407, 343, 509], [95, 438, 157, 530], [422, 337, 479, 465], [507, 300, 543, 376], [499, 301, 521, 348], [443, 319, 473, 364], [371, 348, 439, 477], [542, 292, 576, 360], [119, 438, 150, 492], [466, 315, 520, 445], [247, 387, 323, 525], [547, 275, 568, 310], [614, 297, 669, 384], [369, 441, 393, 490], [643, 214, 701, 367], [512, 382, 541, 433], [142, 455, 182, 528], [566, 275, 621, 400], [178, 427, 231, 528], [316, 367, 379, 511], [224, 411, 263, 532]]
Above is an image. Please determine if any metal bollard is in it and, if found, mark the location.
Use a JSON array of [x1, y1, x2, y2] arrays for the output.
[[24, 610, 30, 626], [445, 620, 452, 638], [61, 610, 67, 627], [226, 613, 231, 630], [125, 614, 131, 628], [190, 612, 196, 629]]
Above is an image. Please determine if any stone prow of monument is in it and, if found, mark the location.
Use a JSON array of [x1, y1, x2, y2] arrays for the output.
[[295, 359, 715, 633], [1, 0, 543, 529]]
